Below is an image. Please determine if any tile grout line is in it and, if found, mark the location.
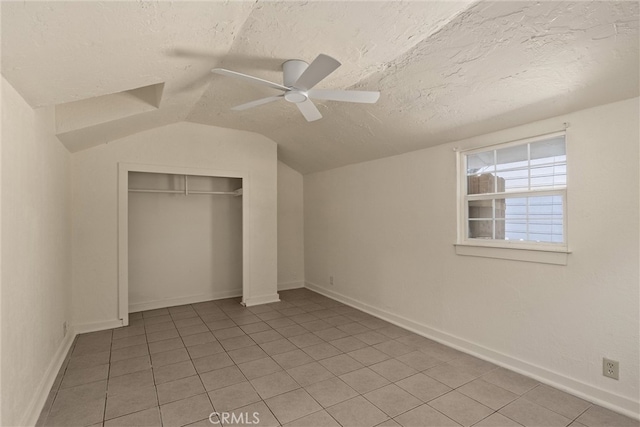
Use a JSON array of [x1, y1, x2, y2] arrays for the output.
[[194, 302, 223, 426], [102, 329, 113, 425], [144, 312, 161, 427], [572, 404, 594, 424], [208, 300, 322, 425], [47, 290, 633, 427]]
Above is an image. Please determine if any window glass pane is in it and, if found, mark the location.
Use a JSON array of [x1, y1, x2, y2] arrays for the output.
[[468, 200, 505, 240], [496, 168, 527, 192], [529, 222, 554, 234], [528, 195, 562, 213], [504, 197, 527, 219], [530, 136, 565, 161], [468, 220, 493, 239], [505, 220, 527, 241], [467, 151, 494, 174], [507, 195, 563, 243], [530, 164, 566, 189], [467, 173, 500, 195], [468, 195, 564, 244], [494, 199, 505, 239], [496, 144, 528, 171], [468, 200, 493, 219], [494, 220, 505, 240], [553, 174, 567, 187]]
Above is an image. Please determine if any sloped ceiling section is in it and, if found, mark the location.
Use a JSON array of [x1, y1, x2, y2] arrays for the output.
[[2, 1, 638, 173], [1, 1, 256, 151]]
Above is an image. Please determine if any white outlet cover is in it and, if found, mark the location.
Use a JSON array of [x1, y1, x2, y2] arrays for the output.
[[603, 358, 619, 380]]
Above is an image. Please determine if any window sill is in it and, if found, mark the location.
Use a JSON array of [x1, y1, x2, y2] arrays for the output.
[[454, 244, 570, 265]]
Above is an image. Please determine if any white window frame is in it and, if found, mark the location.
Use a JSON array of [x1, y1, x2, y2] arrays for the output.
[[455, 132, 570, 264]]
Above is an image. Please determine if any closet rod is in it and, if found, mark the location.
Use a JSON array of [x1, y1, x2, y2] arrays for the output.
[[128, 189, 241, 196], [128, 189, 183, 194], [190, 190, 239, 195], [128, 175, 242, 196]]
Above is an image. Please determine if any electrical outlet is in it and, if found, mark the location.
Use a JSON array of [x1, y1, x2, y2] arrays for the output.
[[329, 276, 334, 285], [603, 358, 619, 380], [63, 321, 68, 337]]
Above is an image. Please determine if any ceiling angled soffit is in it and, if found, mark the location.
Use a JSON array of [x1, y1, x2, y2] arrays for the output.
[[1, 1, 257, 152], [55, 83, 164, 134], [188, 1, 639, 174]]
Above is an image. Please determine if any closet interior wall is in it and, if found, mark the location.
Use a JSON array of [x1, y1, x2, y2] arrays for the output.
[[128, 172, 242, 312]]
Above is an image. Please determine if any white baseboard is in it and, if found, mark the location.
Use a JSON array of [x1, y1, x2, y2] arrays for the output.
[[305, 281, 640, 420], [129, 289, 243, 313], [21, 326, 76, 427], [278, 281, 305, 291], [243, 293, 281, 307], [74, 319, 124, 334]]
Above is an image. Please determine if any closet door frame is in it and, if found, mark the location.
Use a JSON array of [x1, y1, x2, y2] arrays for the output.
[[118, 162, 249, 326]]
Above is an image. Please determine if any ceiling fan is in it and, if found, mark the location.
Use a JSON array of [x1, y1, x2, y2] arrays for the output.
[[211, 54, 380, 122]]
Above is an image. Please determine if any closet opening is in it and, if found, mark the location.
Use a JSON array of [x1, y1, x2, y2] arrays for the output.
[[118, 164, 249, 326]]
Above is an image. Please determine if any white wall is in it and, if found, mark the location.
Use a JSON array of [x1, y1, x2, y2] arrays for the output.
[[72, 122, 278, 328], [128, 173, 243, 312], [0, 76, 4, 427], [1, 77, 72, 426], [0, 78, 3, 427], [277, 161, 305, 290], [304, 98, 639, 416]]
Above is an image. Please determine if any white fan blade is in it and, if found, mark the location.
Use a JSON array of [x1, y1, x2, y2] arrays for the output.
[[296, 99, 322, 122], [308, 89, 380, 104], [293, 54, 341, 90], [231, 95, 283, 111], [212, 68, 289, 91]]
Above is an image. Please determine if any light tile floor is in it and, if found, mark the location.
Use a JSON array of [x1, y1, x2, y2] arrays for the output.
[[37, 289, 639, 427]]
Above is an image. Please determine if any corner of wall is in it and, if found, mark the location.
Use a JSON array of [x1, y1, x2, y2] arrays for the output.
[[2, 74, 74, 426], [277, 161, 305, 290], [277, 281, 305, 291], [301, 98, 640, 419], [20, 327, 76, 426]]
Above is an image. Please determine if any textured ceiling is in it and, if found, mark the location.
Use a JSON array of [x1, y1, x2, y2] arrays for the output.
[[2, 1, 638, 173]]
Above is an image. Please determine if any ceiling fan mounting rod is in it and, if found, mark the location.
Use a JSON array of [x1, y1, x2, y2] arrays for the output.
[[282, 59, 309, 87]]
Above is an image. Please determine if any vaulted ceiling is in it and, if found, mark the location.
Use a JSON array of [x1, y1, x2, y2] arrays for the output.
[[2, 1, 638, 174]]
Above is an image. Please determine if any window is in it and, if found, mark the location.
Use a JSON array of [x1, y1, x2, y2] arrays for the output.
[[457, 132, 568, 253]]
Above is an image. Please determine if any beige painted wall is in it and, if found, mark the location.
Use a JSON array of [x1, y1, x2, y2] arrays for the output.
[[0, 77, 3, 427], [277, 161, 304, 290], [1, 77, 72, 426], [71, 122, 278, 328], [304, 98, 640, 416], [128, 173, 243, 312]]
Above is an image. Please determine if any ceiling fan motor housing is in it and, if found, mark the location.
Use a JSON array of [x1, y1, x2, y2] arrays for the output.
[[212, 54, 380, 121], [282, 59, 309, 87]]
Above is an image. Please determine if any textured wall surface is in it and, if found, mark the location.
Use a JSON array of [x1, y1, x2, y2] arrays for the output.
[[277, 161, 305, 289], [1, 77, 72, 426], [71, 122, 278, 326], [304, 98, 640, 416]]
